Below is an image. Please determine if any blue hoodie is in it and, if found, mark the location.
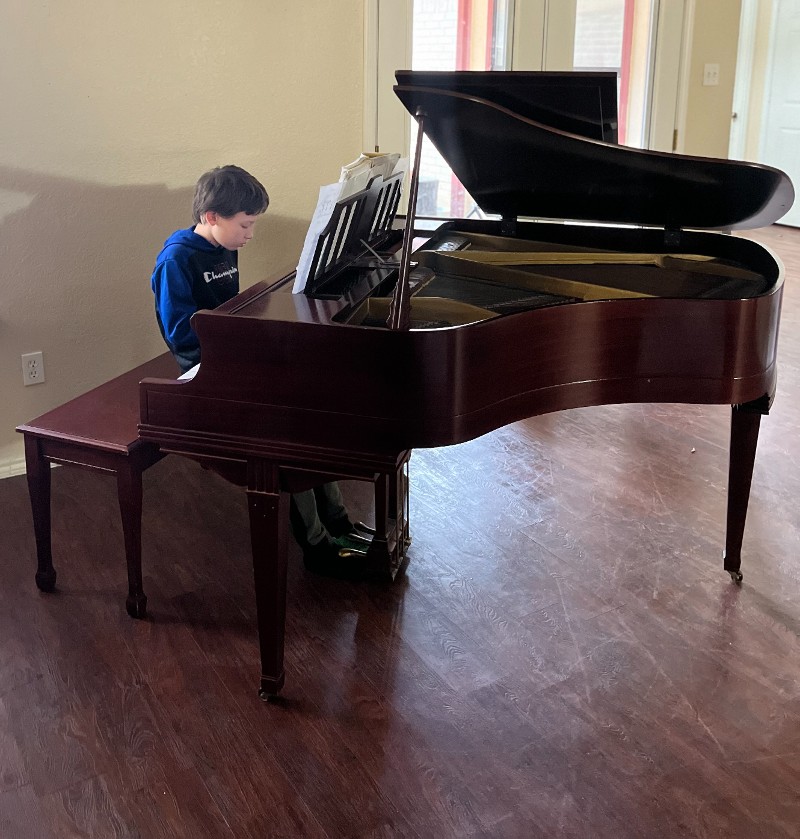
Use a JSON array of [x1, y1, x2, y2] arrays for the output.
[[150, 227, 239, 368]]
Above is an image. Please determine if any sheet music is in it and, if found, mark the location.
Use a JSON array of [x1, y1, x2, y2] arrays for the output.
[[338, 152, 403, 200], [293, 181, 342, 294], [293, 153, 407, 294]]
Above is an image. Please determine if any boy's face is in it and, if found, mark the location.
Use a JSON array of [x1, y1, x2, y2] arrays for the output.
[[204, 211, 260, 250]]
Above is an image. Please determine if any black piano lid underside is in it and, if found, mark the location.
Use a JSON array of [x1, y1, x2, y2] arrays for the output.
[[394, 70, 620, 143], [393, 75, 794, 232]]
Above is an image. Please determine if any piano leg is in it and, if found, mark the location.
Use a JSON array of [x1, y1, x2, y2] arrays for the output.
[[24, 435, 57, 593], [247, 459, 290, 700], [724, 397, 770, 583], [117, 463, 147, 619]]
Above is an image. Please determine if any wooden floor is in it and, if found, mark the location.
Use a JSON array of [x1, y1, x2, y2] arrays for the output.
[[2, 225, 800, 839]]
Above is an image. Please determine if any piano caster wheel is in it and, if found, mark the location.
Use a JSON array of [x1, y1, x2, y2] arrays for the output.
[[728, 570, 743, 584], [35, 568, 57, 593], [126, 594, 148, 620], [258, 687, 282, 703], [258, 673, 285, 703]]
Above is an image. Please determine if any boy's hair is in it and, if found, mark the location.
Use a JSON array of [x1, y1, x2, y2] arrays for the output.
[[192, 165, 269, 223]]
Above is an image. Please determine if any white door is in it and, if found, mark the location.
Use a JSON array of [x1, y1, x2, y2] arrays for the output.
[[759, 0, 800, 227]]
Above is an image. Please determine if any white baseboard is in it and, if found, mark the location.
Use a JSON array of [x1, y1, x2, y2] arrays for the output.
[[0, 456, 27, 480]]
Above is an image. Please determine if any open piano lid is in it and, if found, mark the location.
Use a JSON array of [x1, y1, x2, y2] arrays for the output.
[[393, 70, 794, 232]]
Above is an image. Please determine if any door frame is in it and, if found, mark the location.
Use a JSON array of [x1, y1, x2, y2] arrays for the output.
[[729, 0, 759, 160]]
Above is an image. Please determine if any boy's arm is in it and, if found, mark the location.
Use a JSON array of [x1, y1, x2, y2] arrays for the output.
[[152, 259, 200, 359]]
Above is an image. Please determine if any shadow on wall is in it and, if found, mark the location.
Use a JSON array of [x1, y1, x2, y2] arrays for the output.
[[0, 166, 306, 394], [0, 164, 309, 465], [0, 164, 195, 380]]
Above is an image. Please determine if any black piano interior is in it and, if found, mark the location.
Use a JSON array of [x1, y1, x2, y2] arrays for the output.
[[139, 70, 794, 698]]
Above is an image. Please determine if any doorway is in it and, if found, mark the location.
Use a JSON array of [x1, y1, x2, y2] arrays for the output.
[[754, 0, 800, 227]]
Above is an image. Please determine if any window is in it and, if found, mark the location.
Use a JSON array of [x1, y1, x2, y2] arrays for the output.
[[366, 0, 684, 219], [412, 1, 512, 216], [573, 0, 656, 147]]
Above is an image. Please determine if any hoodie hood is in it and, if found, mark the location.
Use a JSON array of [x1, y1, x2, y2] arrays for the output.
[[150, 226, 240, 361], [156, 226, 221, 263]]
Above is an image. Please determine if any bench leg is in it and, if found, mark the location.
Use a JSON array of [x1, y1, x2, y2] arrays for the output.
[[247, 459, 289, 700], [117, 463, 147, 619], [24, 435, 57, 592]]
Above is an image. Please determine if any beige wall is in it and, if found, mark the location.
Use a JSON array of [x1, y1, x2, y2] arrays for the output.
[[0, 0, 364, 474], [682, 0, 742, 157]]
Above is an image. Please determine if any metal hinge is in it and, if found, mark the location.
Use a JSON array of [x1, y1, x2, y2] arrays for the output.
[[500, 217, 518, 237]]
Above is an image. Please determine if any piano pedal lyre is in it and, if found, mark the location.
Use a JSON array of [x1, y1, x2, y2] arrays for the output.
[[365, 455, 412, 582]]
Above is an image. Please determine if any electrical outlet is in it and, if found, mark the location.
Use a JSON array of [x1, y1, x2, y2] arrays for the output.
[[703, 63, 720, 86], [22, 351, 45, 386]]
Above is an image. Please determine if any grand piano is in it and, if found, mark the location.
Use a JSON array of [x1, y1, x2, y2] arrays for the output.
[[139, 71, 793, 699]]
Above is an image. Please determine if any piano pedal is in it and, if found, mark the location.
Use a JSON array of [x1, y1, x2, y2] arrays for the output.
[[303, 537, 367, 580], [353, 521, 376, 537]]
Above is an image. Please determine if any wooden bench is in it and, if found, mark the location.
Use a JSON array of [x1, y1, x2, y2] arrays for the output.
[[17, 354, 411, 638], [17, 353, 178, 618]]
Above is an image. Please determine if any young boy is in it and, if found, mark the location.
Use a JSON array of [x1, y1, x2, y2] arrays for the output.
[[150, 164, 370, 577], [151, 164, 269, 374]]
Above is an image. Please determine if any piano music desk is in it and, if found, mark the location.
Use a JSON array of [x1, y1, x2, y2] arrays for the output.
[[16, 353, 176, 619]]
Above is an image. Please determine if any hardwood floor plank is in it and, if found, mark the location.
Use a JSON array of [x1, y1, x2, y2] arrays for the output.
[[0, 783, 59, 839]]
